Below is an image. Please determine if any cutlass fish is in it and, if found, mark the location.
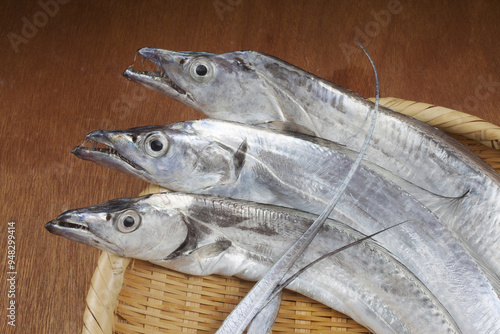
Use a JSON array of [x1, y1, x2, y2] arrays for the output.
[[45, 192, 461, 334], [72, 119, 500, 333], [123, 48, 500, 278]]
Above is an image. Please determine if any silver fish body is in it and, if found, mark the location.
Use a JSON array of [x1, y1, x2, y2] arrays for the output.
[[45, 192, 462, 334], [73, 119, 500, 333], [124, 48, 500, 278]]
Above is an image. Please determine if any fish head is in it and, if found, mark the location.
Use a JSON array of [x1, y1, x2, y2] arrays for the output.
[[72, 121, 242, 192], [45, 194, 190, 260], [123, 47, 286, 124]]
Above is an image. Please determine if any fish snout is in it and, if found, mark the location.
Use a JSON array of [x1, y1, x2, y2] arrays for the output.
[[44, 220, 57, 233]]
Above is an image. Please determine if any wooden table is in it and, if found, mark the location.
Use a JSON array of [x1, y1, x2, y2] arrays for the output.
[[1, 1, 499, 332]]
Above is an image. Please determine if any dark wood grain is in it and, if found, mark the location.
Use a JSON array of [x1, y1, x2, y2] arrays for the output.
[[1, 1, 499, 333]]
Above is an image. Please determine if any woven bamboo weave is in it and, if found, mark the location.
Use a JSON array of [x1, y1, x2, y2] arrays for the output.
[[82, 98, 500, 334]]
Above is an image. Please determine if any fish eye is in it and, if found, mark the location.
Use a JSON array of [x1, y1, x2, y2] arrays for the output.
[[117, 210, 141, 233], [144, 133, 169, 157], [196, 64, 208, 76], [189, 58, 214, 82]]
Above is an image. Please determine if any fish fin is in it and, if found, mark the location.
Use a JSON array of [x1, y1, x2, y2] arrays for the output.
[[259, 121, 317, 136], [233, 139, 248, 180], [246, 290, 283, 334], [190, 238, 232, 260]]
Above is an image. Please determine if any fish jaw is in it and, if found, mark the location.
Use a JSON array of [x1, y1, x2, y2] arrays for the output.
[[71, 130, 156, 184], [123, 48, 213, 109], [123, 66, 194, 107], [45, 216, 90, 242], [45, 211, 124, 255]]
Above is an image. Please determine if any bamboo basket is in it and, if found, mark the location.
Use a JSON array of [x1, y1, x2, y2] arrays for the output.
[[82, 98, 500, 334]]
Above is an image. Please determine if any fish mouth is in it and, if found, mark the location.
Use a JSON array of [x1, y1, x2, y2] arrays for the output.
[[71, 135, 145, 175], [123, 48, 188, 97], [45, 220, 89, 233], [45, 217, 122, 254], [45, 219, 92, 244]]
